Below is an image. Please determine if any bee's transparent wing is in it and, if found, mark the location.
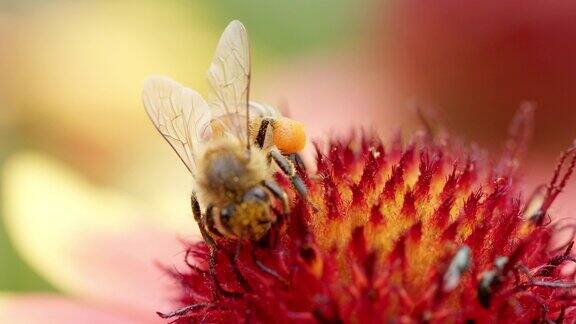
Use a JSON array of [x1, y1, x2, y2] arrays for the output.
[[249, 101, 281, 118], [206, 20, 251, 144], [142, 76, 212, 175]]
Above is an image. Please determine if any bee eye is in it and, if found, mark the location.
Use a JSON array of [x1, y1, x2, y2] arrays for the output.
[[220, 204, 235, 221], [244, 187, 268, 202]]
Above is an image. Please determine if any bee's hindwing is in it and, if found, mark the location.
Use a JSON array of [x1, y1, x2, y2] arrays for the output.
[[142, 76, 212, 175]]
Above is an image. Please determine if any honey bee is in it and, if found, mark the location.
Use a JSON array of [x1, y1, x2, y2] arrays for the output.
[[142, 20, 309, 244]]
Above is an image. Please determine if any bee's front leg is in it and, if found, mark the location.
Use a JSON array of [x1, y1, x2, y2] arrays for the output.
[[262, 179, 289, 214], [229, 241, 251, 292], [205, 204, 252, 295], [207, 248, 243, 299], [191, 193, 216, 248], [202, 205, 225, 240], [192, 195, 242, 297]]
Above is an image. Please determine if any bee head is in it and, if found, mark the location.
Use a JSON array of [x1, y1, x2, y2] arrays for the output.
[[220, 187, 275, 241]]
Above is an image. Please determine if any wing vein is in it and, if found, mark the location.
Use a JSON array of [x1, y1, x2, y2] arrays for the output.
[[142, 76, 212, 176]]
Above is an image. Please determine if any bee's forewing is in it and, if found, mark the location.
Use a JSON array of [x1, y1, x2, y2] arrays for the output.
[[206, 20, 252, 144], [248, 101, 281, 118], [142, 76, 212, 175]]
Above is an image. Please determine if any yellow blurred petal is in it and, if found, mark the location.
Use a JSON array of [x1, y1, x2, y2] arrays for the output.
[[1, 152, 191, 313], [0, 1, 216, 156]]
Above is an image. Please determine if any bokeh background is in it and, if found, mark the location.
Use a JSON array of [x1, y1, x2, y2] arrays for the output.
[[1, 0, 575, 296]]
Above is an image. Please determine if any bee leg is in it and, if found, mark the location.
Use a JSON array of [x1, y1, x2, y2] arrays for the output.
[[205, 206, 251, 294], [191, 193, 216, 248], [251, 181, 290, 285], [191, 196, 224, 297], [262, 179, 289, 214], [195, 201, 243, 299], [202, 205, 224, 240], [251, 245, 289, 287], [268, 150, 317, 211], [228, 241, 252, 292], [289, 152, 306, 172], [268, 150, 307, 197], [207, 246, 245, 299], [255, 118, 272, 149]]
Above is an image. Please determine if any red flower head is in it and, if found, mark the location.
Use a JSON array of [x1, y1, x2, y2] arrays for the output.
[[160, 107, 576, 323]]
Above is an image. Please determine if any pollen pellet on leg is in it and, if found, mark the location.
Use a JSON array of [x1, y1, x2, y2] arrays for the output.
[[272, 117, 306, 154]]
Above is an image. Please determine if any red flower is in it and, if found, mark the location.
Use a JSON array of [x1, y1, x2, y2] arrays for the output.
[[161, 109, 576, 323]]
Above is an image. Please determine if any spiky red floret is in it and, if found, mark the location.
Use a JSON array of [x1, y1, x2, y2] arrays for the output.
[[161, 122, 576, 323]]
